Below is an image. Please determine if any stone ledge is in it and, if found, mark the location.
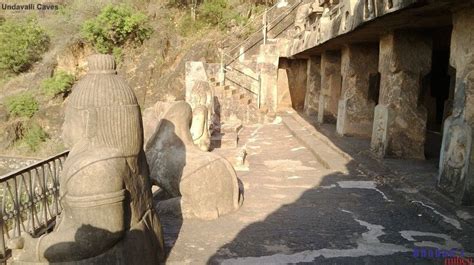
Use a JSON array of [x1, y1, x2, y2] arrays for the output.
[[280, 111, 474, 231], [281, 112, 350, 173]]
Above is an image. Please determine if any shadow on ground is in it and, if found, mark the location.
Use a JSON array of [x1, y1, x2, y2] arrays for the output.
[[206, 160, 473, 265]]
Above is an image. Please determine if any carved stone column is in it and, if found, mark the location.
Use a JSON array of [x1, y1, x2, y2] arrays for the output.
[[371, 30, 431, 159], [337, 43, 378, 137], [318, 51, 341, 123], [304, 56, 321, 117], [438, 7, 474, 205]]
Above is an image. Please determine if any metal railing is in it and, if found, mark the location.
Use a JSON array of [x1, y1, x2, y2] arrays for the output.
[[219, 0, 303, 110], [223, 0, 303, 65], [0, 151, 68, 260]]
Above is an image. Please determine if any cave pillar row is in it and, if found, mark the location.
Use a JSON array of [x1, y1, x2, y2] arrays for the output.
[[438, 7, 474, 205], [370, 30, 432, 159], [337, 43, 378, 137], [318, 51, 342, 123]]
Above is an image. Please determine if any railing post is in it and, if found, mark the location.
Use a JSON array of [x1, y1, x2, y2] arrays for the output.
[[258, 74, 262, 109], [219, 49, 225, 86], [262, 8, 268, 45], [0, 189, 5, 261]]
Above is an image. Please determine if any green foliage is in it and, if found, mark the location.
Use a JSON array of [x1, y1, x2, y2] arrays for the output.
[[199, 0, 247, 30], [178, 13, 207, 37], [0, 19, 49, 73], [5, 93, 39, 118], [41, 71, 75, 98], [21, 123, 48, 152], [112, 47, 123, 64], [81, 5, 153, 53]]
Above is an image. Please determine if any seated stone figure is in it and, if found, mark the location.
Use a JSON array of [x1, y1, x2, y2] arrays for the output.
[[145, 101, 242, 220], [438, 73, 474, 205], [189, 81, 212, 151], [10, 55, 164, 264]]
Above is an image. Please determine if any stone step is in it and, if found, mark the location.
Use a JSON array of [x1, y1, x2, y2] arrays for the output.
[[221, 120, 243, 133], [211, 131, 239, 149], [233, 93, 245, 100], [240, 97, 252, 105]]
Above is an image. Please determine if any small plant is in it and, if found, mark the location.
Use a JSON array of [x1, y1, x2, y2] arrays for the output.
[[22, 123, 48, 152], [0, 19, 49, 73], [5, 93, 39, 118], [41, 71, 75, 98], [81, 5, 153, 53]]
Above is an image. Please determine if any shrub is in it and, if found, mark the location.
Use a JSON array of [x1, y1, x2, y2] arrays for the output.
[[5, 93, 39, 118], [0, 19, 49, 73], [112, 47, 123, 64], [81, 5, 153, 53], [178, 13, 207, 37], [41, 71, 75, 98], [198, 0, 246, 30], [199, 0, 227, 26], [22, 123, 48, 152]]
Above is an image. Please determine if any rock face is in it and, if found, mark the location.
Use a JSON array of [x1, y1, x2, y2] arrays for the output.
[[145, 101, 242, 220], [10, 54, 165, 264], [371, 30, 431, 159]]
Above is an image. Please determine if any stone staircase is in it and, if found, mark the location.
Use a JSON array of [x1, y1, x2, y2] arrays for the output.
[[210, 78, 268, 125], [200, 0, 302, 149]]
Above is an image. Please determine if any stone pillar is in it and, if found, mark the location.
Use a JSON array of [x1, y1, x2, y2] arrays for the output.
[[318, 51, 341, 123], [304, 56, 321, 117], [370, 31, 431, 159], [257, 44, 280, 112], [438, 7, 474, 205], [336, 44, 378, 137]]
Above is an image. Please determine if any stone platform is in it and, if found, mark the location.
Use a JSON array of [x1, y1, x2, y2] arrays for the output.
[[157, 115, 474, 264]]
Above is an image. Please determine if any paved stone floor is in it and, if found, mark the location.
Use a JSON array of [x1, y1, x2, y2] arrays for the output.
[[159, 120, 474, 265]]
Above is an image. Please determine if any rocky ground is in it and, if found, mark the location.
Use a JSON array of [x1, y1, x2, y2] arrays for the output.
[[158, 114, 474, 265]]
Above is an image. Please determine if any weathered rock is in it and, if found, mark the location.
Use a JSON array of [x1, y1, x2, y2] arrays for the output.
[[0, 104, 9, 122], [438, 7, 474, 205], [142, 101, 176, 146], [276, 68, 292, 111], [0, 120, 26, 150], [145, 101, 242, 220], [318, 51, 341, 123], [337, 43, 378, 137], [185, 61, 208, 103], [304, 56, 321, 117], [10, 54, 165, 264], [278, 58, 308, 111], [257, 44, 279, 111], [371, 30, 431, 159]]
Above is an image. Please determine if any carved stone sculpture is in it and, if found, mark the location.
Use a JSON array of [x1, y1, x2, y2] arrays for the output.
[[145, 101, 242, 220], [10, 54, 165, 264], [189, 81, 212, 151], [438, 74, 474, 205], [294, 3, 312, 37]]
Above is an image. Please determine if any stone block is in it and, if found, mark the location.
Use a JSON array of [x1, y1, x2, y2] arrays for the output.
[[185, 61, 208, 102]]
